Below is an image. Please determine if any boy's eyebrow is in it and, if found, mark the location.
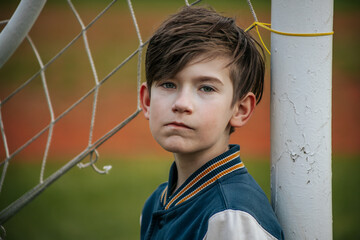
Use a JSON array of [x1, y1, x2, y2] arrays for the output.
[[192, 76, 225, 85]]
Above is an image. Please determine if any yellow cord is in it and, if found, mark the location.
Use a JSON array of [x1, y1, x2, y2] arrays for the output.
[[245, 21, 334, 55]]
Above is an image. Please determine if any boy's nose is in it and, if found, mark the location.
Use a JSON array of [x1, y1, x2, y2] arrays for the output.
[[172, 89, 194, 114]]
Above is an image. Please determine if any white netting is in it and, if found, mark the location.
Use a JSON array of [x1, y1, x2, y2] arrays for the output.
[[0, 0, 201, 226]]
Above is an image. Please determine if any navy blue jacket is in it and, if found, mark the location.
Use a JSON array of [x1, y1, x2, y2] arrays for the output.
[[141, 145, 284, 239]]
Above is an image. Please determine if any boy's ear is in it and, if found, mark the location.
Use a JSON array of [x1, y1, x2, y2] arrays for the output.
[[140, 82, 151, 120], [230, 92, 256, 128]]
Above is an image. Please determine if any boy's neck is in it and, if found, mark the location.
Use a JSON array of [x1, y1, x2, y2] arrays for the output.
[[172, 145, 229, 193]]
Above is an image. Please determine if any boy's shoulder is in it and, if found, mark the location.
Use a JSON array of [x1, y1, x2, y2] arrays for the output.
[[204, 170, 284, 239], [217, 169, 270, 211]]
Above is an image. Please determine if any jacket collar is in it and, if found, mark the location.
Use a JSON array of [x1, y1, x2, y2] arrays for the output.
[[160, 144, 245, 210]]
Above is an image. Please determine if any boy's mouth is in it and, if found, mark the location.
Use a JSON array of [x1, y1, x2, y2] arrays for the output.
[[166, 121, 193, 130]]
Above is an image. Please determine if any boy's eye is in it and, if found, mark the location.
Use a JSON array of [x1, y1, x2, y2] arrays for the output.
[[161, 82, 176, 89], [200, 86, 215, 92]]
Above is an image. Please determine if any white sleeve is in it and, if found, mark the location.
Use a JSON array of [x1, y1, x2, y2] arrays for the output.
[[203, 209, 278, 240]]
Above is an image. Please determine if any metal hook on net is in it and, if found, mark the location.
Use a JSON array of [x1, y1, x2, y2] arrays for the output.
[[77, 149, 112, 174]]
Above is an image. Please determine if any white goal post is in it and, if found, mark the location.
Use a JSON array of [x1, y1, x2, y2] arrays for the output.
[[0, 0, 46, 68], [270, 0, 333, 239]]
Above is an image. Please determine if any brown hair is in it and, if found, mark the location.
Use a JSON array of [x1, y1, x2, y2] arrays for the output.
[[145, 6, 265, 112]]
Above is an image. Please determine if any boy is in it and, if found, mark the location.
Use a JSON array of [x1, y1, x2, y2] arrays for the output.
[[139, 6, 283, 240]]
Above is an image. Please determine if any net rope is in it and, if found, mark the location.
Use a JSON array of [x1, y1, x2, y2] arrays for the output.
[[0, 0, 204, 225], [0, 0, 121, 195]]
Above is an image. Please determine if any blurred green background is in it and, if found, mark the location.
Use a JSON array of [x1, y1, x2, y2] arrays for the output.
[[0, 0, 359, 239]]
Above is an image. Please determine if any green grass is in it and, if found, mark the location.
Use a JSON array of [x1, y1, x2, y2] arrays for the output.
[[0, 157, 171, 240], [0, 156, 359, 239], [332, 155, 360, 239]]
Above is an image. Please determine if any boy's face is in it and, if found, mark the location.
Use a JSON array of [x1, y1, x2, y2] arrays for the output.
[[141, 56, 245, 157]]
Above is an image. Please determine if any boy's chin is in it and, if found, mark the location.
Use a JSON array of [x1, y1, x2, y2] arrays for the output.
[[160, 143, 190, 155], [157, 139, 196, 155]]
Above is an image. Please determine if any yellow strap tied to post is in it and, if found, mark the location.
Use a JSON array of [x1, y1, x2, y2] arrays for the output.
[[245, 21, 334, 55]]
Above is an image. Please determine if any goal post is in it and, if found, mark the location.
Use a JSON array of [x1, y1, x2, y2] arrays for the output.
[[270, 0, 333, 239], [0, 0, 46, 68]]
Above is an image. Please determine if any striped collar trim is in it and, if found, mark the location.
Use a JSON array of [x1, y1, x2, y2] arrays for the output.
[[160, 145, 244, 210]]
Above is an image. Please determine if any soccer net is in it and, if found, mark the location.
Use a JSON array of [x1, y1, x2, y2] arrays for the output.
[[0, 0, 203, 231]]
